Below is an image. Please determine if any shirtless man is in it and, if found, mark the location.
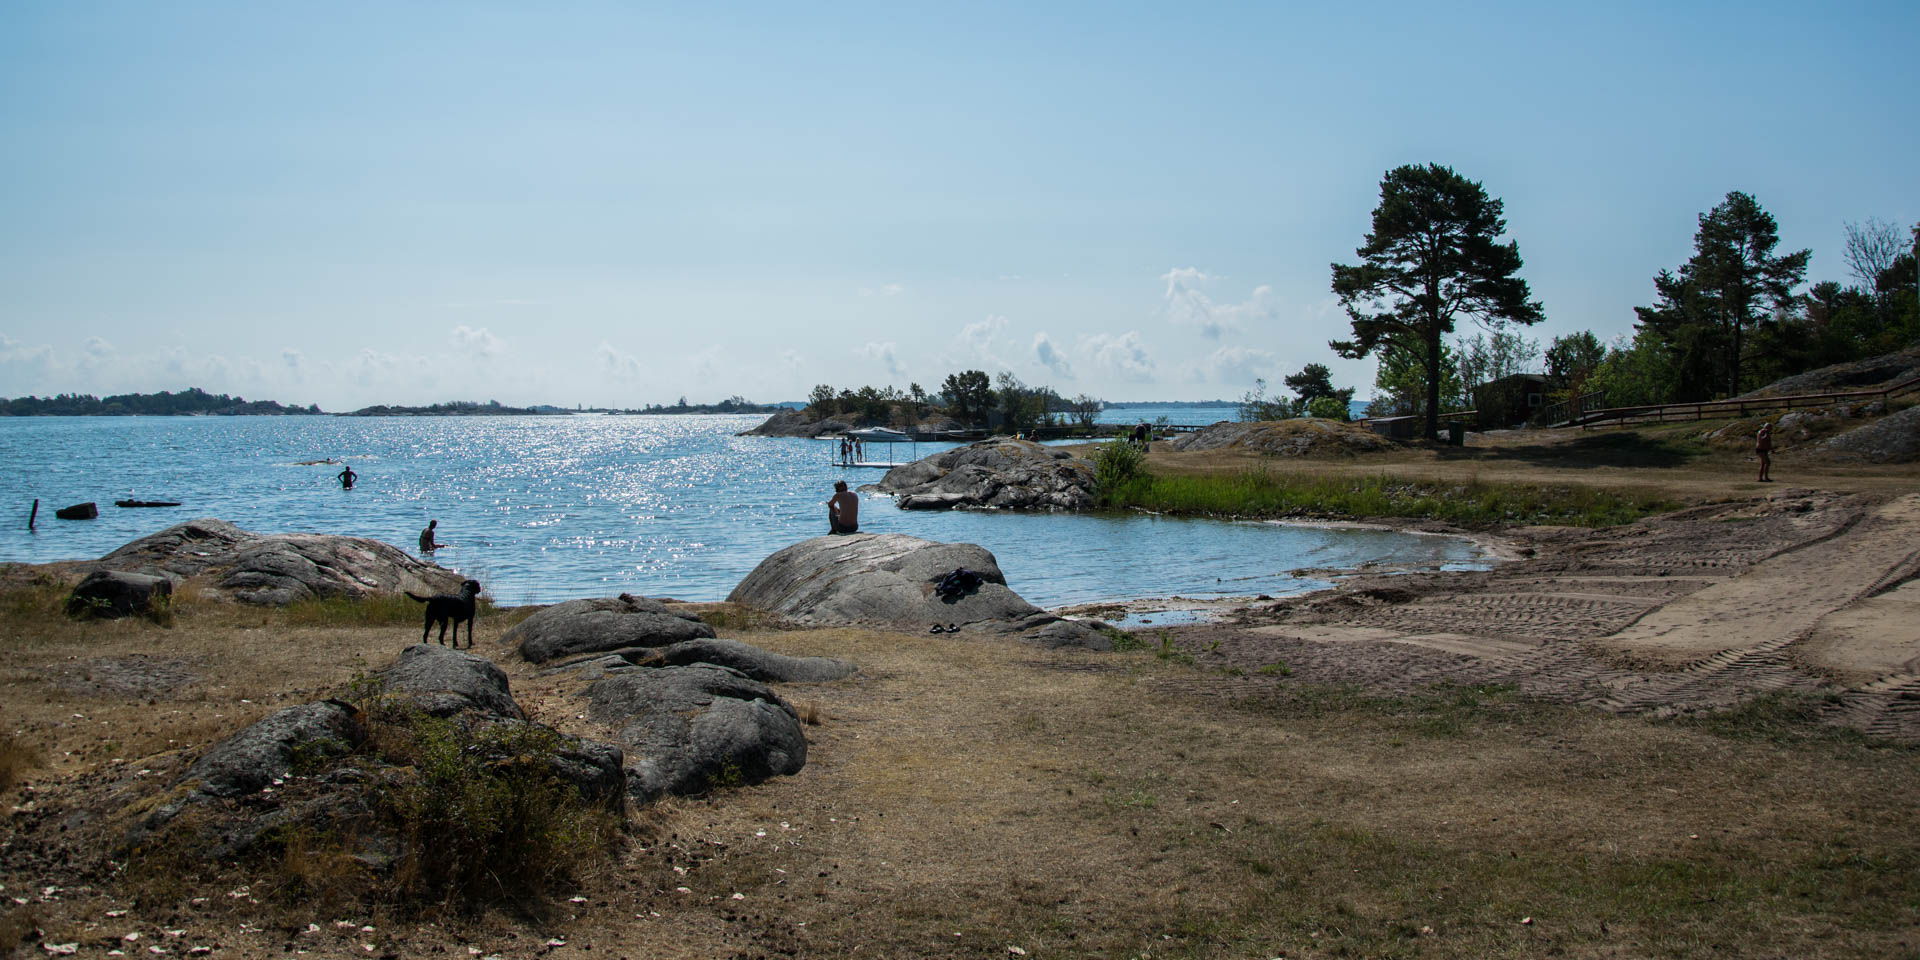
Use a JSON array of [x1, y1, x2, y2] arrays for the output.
[[338, 465, 357, 490], [419, 519, 442, 553], [1755, 422, 1773, 482], [827, 480, 859, 534]]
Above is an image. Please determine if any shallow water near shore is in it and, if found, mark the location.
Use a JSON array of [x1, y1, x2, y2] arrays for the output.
[[0, 414, 1486, 608]]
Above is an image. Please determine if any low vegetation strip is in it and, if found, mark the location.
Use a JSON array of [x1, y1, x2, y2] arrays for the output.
[[1102, 469, 1676, 527]]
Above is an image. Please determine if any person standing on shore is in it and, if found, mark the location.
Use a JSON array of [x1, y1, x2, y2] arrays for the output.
[[338, 464, 357, 490], [1755, 422, 1773, 482], [827, 480, 859, 534]]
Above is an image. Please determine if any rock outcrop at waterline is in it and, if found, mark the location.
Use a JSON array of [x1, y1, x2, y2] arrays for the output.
[[75, 518, 466, 605], [727, 533, 1113, 649], [874, 437, 1095, 510], [1168, 418, 1395, 456]]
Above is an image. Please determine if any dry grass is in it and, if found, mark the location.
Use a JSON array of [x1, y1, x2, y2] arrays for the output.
[[3, 584, 1918, 957]]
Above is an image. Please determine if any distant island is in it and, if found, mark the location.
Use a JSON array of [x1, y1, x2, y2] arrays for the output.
[[0, 388, 321, 417], [341, 400, 568, 417], [2, 388, 793, 418]]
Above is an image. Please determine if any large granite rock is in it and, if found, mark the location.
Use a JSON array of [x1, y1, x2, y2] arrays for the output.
[[79, 518, 465, 605], [506, 594, 717, 664], [66, 570, 173, 619], [583, 664, 807, 802], [875, 438, 1094, 510], [378, 643, 524, 719], [1824, 405, 1920, 463], [729, 533, 1040, 624], [727, 533, 1114, 649]]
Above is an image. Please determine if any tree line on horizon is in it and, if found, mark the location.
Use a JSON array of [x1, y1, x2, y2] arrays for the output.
[[1328, 163, 1918, 438], [0, 388, 322, 417]]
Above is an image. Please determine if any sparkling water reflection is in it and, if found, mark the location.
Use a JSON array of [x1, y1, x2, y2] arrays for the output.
[[0, 415, 1485, 606]]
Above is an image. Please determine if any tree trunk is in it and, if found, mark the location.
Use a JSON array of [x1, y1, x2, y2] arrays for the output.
[[1424, 325, 1442, 441]]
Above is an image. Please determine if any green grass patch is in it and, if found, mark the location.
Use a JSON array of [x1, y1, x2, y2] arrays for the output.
[[1104, 469, 1675, 527], [1663, 690, 1917, 752], [1232, 681, 1529, 738]]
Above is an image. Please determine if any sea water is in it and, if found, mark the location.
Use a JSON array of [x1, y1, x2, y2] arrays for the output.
[[0, 414, 1483, 607]]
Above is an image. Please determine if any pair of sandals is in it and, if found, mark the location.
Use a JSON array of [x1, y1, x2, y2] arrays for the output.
[[928, 623, 961, 634]]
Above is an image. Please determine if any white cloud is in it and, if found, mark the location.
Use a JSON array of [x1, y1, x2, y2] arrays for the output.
[[349, 348, 402, 385], [1160, 267, 1279, 339], [452, 325, 505, 358], [1079, 331, 1156, 381], [952, 314, 1013, 371], [1033, 333, 1073, 378], [595, 341, 643, 379], [1185, 345, 1280, 385], [282, 349, 302, 370], [858, 341, 906, 378], [84, 336, 114, 358]]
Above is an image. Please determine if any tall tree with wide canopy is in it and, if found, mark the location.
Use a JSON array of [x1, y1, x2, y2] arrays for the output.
[[1692, 191, 1810, 397], [1331, 164, 1543, 440], [1636, 191, 1809, 398]]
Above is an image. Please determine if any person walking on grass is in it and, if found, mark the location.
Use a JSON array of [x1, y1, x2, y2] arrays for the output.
[[1755, 421, 1773, 482]]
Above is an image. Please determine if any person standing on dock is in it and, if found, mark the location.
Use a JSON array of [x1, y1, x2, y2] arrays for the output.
[[827, 480, 859, 534]]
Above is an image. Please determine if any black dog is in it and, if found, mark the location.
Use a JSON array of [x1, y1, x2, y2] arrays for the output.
[[406, 579, 482, 648]]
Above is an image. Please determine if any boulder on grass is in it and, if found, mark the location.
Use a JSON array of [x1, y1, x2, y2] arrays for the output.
[[177, 699, 363, 799], [583, 664, 807, 802], [377, 643, 523, 720], [506, 593, 717, 664], [66, 570, 173, 619], [550, 637, 856, 684], [727, 533, 1114, 650]]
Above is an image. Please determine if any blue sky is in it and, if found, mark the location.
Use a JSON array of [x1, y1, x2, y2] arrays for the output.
[[2, 1, 1915, 409]]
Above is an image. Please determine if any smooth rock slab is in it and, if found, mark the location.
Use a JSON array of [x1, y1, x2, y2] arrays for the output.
[[66, 570, 173, 619], [82, 518, 465, 605], [583, 664, 807, 803], [507, 593, 717, 664], [728, 533, 1042, 625], [377, 643, 523, 720]]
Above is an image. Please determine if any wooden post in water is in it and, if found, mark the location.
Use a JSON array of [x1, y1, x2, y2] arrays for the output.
[[29, 498, 38, 530]]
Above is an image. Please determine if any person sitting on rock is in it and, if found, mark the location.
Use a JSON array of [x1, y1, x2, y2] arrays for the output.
[[827, 480, 859, 534]]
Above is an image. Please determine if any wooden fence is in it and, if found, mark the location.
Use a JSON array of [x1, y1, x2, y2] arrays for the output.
[[1572, 375, 1920, 429]]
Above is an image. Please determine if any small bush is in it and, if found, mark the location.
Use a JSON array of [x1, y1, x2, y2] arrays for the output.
[[0, 733, 41, 792], [1091, 438, 1150, 506]]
